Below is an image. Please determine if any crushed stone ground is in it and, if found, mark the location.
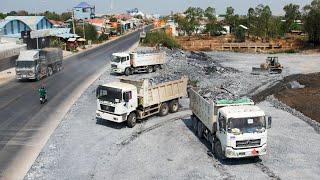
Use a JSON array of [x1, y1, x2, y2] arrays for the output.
[[25, 49, 320, 180]]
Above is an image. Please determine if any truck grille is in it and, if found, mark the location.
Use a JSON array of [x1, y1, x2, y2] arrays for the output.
[[236, 139, 261, 148], [111, 64, 117, 68], [100, 104, 115, 113]]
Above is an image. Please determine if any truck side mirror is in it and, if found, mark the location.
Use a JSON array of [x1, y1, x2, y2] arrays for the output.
[[96, 88, 99, 98], [123, 91, 131, 102], [212, 122, 217, 134], [266, 116, 272, 129]]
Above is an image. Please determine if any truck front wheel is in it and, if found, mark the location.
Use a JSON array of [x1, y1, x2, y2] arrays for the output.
[[169, 100, 179, 113], [159, 103, 169, 116], [124, 68, 131, 76], [127, 113, 137, 128], [147, 66, 153, 73], [214, 141, 226, 160]]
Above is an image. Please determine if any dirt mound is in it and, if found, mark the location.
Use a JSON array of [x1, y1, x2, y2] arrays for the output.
[[253, 72, 320, 123]]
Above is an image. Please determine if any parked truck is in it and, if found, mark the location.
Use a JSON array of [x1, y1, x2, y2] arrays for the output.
[[111, 51, 166, 76], [189, 88, 272, 160], [15, 48, 63, 81], [96, 76, 188, 127]]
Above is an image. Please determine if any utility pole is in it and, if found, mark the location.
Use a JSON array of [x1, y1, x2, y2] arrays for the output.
[[72, 10, 76, 34], [83, 20, 86, 40]]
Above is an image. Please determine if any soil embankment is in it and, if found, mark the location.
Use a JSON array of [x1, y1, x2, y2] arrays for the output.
[[253, 72, 320, 123]]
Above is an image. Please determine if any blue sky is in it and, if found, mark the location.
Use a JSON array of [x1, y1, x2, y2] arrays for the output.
[[0, 0, 313, 15]]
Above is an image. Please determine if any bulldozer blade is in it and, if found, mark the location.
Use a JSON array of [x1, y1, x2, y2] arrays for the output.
[[251, 67, 268, 75]]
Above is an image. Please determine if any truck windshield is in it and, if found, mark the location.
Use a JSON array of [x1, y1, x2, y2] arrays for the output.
[[96, 86, 122, 103], [228, 117, 266, 134], [112, 56, 127, 63], [16, 61, 35, 68]]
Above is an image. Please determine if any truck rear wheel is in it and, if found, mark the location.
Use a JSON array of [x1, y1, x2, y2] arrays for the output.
[[214, 141, 226, 160], [48, 67, 53, 76], [124, 68, 131, 76], [147, 66, 153, 73], [191, 115, 198, 134], [169, 100, 179, 113], [197, 121, 204, 138], [159, 103, 169, 116], [127, 113, 137, 128]]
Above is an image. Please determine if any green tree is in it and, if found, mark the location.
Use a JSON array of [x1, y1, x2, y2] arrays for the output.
[[283, 4, 301, 32], [225, 6, 240, 33], [76, 23, 98, 42], [204, 7, 216, 21], [184, 7, 204, 35], [42, 11, 60, 21], [61, 12, 72, 21], [204, 22, 224, 36], [303, 0, 320, 44], [109, 16, 117, 22], [235, 27, 246, 42], [0, 12, 6, 19], [247, 7, 255, 37], [7, 11, 17, 16]]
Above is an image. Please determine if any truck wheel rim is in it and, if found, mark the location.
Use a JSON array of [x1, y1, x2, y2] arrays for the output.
[[173, 103, 178, 111]]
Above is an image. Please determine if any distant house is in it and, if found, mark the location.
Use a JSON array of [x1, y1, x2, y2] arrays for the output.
[[87, 18, 107, 33], [0, 16, 53, 38], [73, 2, 95, 20]]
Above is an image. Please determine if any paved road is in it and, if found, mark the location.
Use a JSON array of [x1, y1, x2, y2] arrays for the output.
[[0, 28, 144, 178]]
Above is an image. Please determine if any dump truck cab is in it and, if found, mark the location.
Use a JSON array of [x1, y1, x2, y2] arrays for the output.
[[215, 104, 270, 158], [16, 50, 40, 80], [111, 53, 131, 74], [96, 82, 138, 123]]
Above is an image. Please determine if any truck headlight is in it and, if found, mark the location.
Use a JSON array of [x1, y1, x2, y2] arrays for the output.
[[226, 149, 235, 156], [261, 146, 267, 153]]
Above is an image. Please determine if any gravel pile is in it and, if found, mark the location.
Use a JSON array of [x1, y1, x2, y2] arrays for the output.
[[197, 87, 237, 102], [148, 73, 183, 85]]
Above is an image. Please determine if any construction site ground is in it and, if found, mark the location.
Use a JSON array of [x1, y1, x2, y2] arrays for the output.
[[25, 49, 320, 180]]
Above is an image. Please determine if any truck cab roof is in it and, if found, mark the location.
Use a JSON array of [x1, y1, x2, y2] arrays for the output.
[[219, 105, 265, 119], [17, 50, 39, 61], [101, 82, 136, 91], [112, 52, 129, 57]]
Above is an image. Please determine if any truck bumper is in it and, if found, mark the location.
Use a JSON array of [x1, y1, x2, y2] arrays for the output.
[[225, 144, 267, 158], [111, 68, 124, 74], [16, 74, 36, 80], [96, 110, 126, 123]]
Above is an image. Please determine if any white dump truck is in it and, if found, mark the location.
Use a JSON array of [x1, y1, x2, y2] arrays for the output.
[[111, 51, 166, 76], [189, 88, 272, 160], [16, 48, 63, 81], [96, 76, 188, 127]]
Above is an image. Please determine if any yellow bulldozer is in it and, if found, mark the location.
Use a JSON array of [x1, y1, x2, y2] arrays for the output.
[[252, 57, 283, 74]]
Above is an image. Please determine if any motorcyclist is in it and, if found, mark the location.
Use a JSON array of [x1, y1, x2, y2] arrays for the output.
[[38, 86, 47, 101]]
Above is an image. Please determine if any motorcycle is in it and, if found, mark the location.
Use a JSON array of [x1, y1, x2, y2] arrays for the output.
[[40, 95, 47, 104]]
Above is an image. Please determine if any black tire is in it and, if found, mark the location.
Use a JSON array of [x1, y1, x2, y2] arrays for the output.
[[191, 115, 198, 134], [127, 112, 137, 128], [36, 74, 40, 81], [214, 141, 226, 160], [147, 66, 153, 73], [169, 100, 179, 113], [159, 103, 169, 116], [124, 68, 130, 76], [197, 120, 204, 138]]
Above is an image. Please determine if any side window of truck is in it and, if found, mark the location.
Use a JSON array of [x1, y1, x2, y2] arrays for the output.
[[218, 113, 226, 131]]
